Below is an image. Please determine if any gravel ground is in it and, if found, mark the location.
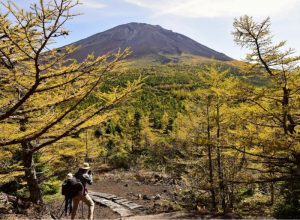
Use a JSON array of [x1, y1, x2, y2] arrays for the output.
[[89, 169, 176, 215], [48, 197, 120, 219]]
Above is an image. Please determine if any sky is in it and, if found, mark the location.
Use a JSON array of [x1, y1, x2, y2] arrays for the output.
[[10, 0, 300, 60]]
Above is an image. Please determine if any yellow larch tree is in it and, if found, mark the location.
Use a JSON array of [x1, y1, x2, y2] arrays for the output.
[[233, 15, 300, 212], [0, 0, 141, 203]]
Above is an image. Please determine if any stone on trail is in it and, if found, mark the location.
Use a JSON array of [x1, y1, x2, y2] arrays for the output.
[[154, 194, 161, 200], [142, 195, 152, 200], [137, 193, 142, 200]]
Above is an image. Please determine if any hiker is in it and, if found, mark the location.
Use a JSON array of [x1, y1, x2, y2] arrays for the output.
[[71, 163, 94, 220], [61, 173, 77, 216]]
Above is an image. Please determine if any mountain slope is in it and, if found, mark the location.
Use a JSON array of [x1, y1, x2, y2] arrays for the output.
[[67, 22, 232, 62]]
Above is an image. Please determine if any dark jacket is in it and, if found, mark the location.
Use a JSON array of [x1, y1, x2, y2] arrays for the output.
[[62, 178, 83, 198], [74, 169, 93, 194]]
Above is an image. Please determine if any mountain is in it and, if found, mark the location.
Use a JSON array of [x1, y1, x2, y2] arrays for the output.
[[67, 22, 232, 63]]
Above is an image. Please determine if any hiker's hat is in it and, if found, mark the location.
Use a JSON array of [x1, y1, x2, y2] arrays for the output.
[[81, 162, 90, 170], [67, 173, 73, 179]]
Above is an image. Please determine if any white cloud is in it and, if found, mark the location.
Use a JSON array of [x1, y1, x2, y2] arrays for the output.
[[124, 0, 300, 18], [80, 0, 107, 9]]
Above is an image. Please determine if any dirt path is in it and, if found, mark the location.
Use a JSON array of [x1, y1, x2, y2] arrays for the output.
[[90, 169, 176, 215], [87, 169, 242, 219], [89, 192, 205, 219], [49, 169, 176, 219], [124, 211, 207, 219]]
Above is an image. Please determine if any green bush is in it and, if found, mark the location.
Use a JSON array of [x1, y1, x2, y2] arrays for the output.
[[235, 187, 254, 203], [273, 203, 300, 219], [108, 148, 130, 169], [239, 192, 270, 214], [41, 179, 60, 195]]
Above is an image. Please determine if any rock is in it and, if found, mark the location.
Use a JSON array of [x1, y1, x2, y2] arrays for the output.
[[196, 205, 208, 214], [7, 195, 17, 203], [127, 192, 134, 196], [171, 179, 177, 185], [135, 181, 142, 186], [153, 202, 160, 208], [0, 193, 14, 214], [137, 194, 142, 200], [167, 205, 174, 211], [154, 174, 161, 179], [142, 195, 151, 200], [154, 194, 161, 200], [152, 202, 161, 211]]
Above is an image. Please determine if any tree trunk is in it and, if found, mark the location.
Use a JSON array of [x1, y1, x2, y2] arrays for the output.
[[282, 87, 289, 135], [85, 129, 88, 160], [22, 142, 43, 204], [206, 96, 217, 210], [216, 98, 226, 212], [292, 153, 300, 205], [270, 182, 274, 205], [228, 183, 235, 209], [18, 92, 43, 204]]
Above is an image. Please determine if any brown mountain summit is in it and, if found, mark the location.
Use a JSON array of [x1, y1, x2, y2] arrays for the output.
[[67, 22, 232, 62]]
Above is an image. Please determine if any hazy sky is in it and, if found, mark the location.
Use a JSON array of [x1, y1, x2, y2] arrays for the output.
[[11, 0, 300, 60]]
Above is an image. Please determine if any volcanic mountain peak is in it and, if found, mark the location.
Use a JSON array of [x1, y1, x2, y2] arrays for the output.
[[69, 22, 232, 62]]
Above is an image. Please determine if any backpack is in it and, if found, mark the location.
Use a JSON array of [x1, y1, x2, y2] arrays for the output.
[[61, 177, 83, 197]]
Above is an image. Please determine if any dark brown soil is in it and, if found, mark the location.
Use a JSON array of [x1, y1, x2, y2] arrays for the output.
[[0, 214, 29, 220], [90, 169, 176, 214], [48, 197, 120, 219], [47, 169, 177, 219]]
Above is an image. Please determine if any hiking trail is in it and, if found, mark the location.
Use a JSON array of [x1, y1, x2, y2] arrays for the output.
[[90, 191, 146, 218]]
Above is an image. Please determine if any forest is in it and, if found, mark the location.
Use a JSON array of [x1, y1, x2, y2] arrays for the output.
[[0, 0, 299, 219]]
